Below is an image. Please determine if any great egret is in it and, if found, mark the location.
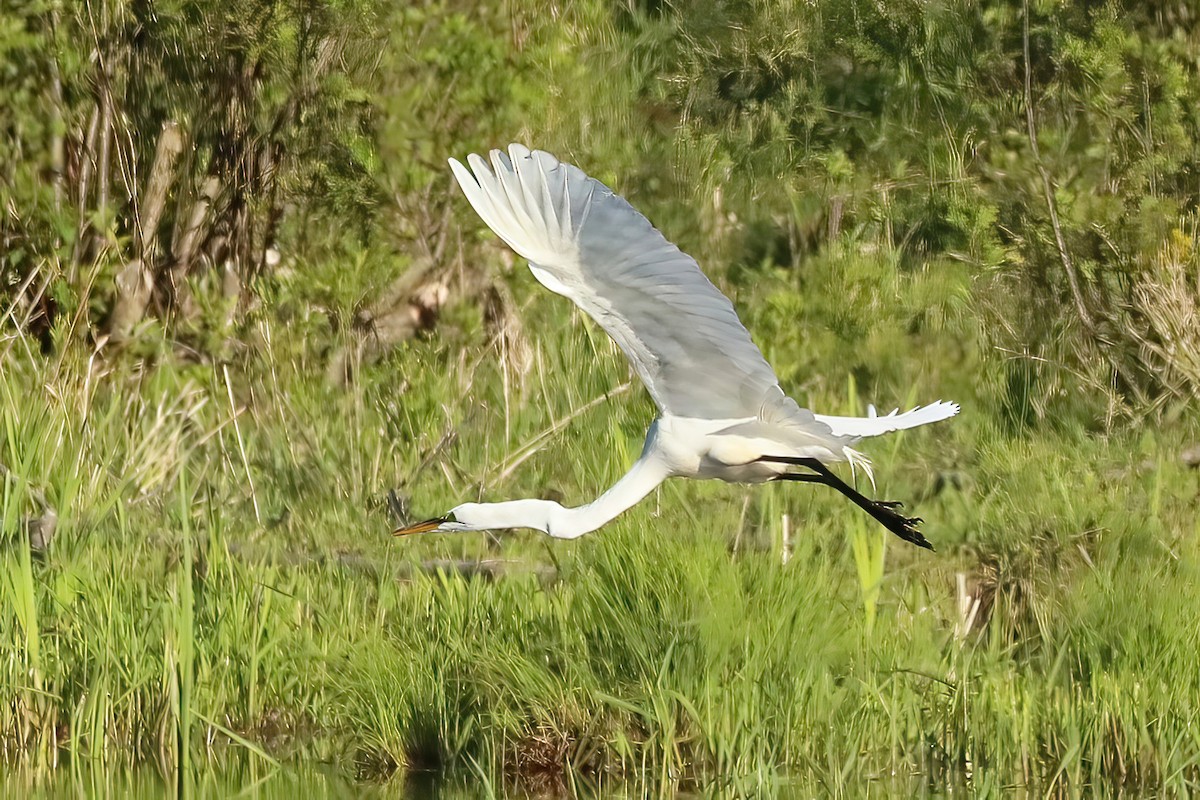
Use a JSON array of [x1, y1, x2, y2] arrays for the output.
[[394, 144, 959, 549]]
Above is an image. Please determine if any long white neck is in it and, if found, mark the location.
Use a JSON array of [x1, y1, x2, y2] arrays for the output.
[[550, 451, 670, 539], [451, 451, 670, 540]]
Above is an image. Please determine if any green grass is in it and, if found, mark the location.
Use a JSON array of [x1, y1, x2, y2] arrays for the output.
[[2, 253, 1200, 797]]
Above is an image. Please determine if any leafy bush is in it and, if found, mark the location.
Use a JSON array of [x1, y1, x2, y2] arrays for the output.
[[595, 0, 1200, 419]]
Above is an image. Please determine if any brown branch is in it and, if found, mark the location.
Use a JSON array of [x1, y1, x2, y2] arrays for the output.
[[173, 176, 224, 268], [107, 122, 185, 341], [137, 122, 184, 259], [325, 267, 453, 386], [96, 79, 113, 246], [223, 540, 556, 584], [69, 105, 99, 277], [48, 15, 66, 218], [166, 175, 223, 318], [106, 259, 151, 341]]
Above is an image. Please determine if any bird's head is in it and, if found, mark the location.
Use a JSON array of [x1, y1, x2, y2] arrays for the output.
[[392, 504, 475, 536]]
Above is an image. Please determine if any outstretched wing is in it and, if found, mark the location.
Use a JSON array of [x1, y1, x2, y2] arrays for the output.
[[448, 144, 784, 420]]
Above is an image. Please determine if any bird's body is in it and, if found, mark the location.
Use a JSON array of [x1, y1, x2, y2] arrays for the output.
[[656, 414, 836, 483], [395, 144, 959, 548]]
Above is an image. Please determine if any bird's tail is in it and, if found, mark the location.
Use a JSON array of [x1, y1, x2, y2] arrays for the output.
[[814, 400, 960, 439]]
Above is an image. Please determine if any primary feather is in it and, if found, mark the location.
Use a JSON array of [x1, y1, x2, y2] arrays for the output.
[[450, 144, 786, 421]]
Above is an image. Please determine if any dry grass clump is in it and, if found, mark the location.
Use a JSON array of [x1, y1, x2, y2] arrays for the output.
[[1129, 222, 1200, 403]]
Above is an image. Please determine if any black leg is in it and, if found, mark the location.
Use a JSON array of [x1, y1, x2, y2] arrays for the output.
[[765, 456, 933, 551], [771, 473, 824, 483]]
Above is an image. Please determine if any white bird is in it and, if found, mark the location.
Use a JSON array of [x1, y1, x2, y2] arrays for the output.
[[394, 144, 959, 549]]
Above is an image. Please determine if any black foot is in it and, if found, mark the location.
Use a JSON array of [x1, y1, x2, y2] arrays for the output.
[[872, 500, 932, 550], [763, 455, 936, 551]]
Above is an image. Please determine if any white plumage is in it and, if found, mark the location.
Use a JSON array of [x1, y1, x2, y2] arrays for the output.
[[397, 145, 959, 549]]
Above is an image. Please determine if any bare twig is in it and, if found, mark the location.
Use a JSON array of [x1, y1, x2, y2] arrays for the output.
[[954, 571, 983, 641], [222, 364, 262, 525]]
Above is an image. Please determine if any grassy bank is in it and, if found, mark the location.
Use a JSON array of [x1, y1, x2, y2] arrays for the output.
[[3, 250, 1199, 796]]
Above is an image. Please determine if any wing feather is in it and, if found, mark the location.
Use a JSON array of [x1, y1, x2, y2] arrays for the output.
[[449, 145, 820, 426]]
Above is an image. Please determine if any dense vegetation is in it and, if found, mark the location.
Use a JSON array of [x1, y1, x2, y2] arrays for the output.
[[3, 0, 1200, 795]]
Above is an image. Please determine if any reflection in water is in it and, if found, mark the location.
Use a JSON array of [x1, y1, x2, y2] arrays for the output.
[[4, 760, 577, 800], [8, 762, 359, 799], [5, 757, 961, 798], [2, 760, 619, 799]]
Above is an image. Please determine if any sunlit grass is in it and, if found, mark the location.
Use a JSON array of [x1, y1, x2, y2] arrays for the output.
[[1, 250, 1199, 796]]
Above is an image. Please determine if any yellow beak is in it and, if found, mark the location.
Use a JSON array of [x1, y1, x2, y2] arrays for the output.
[[392, 517, 448, 537]]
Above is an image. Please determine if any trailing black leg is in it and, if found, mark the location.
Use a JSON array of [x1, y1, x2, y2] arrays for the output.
[[765, 456, 933, 551]]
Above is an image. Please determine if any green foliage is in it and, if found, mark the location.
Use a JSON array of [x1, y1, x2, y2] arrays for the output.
[[1, 0, 389, 342], [4, 0, 1200, 794], [597, 0, 1200, 418], [7, 0, 1200, 414], [1, 308, 1199, 792], [0, 1, 73, 285]]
